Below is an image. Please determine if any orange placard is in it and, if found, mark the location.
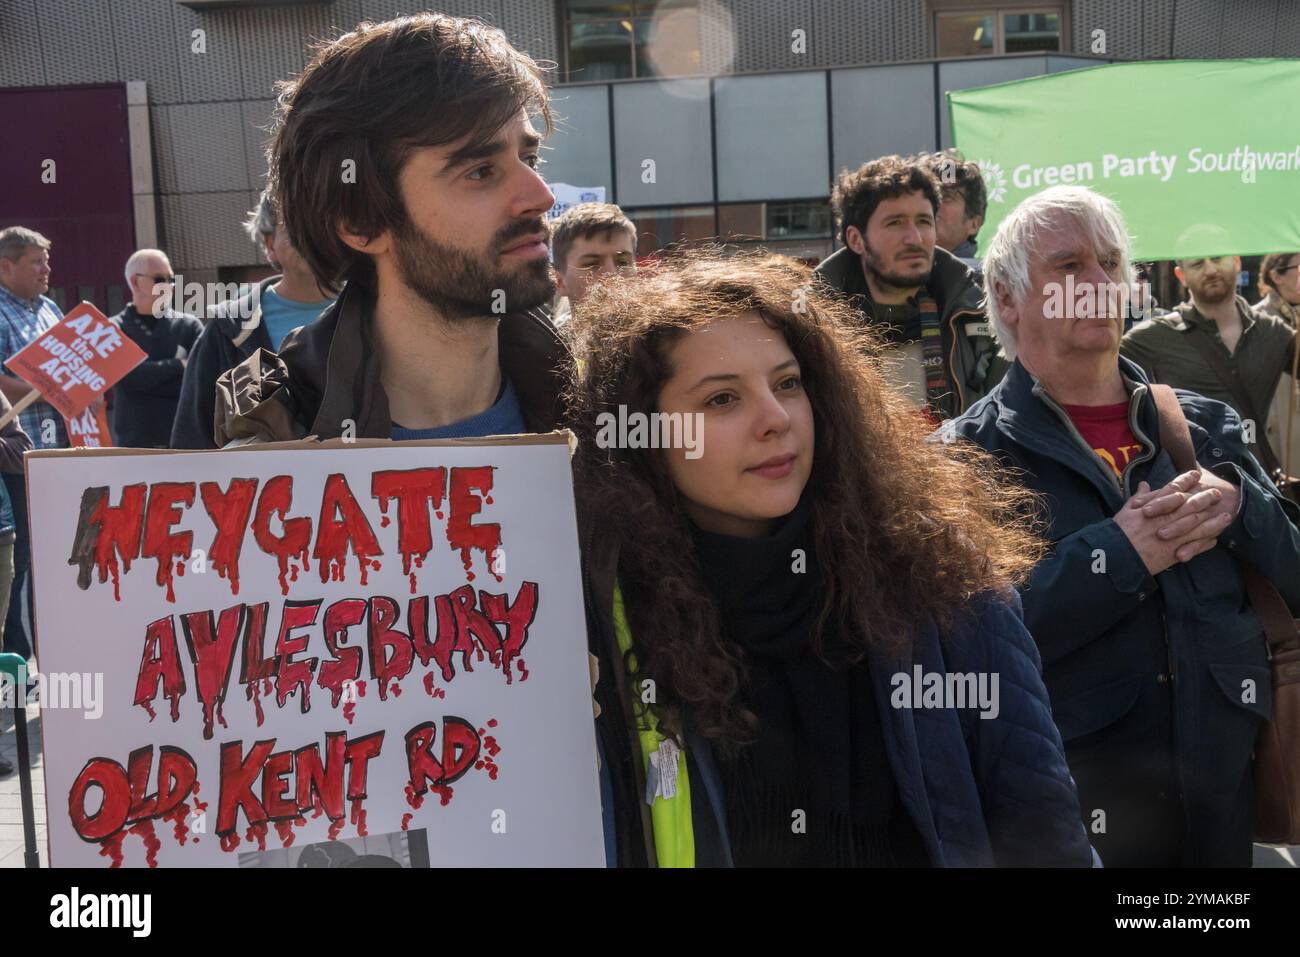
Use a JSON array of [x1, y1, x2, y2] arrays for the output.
[[4, 302, 147, 420], [64, 403, 114, 448]]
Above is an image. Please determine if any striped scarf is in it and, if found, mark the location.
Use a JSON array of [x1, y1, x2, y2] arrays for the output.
[[918, 291, 953, 422]]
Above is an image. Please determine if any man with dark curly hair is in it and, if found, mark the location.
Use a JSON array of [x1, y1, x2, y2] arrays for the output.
[[814, 155, 1004, 422]]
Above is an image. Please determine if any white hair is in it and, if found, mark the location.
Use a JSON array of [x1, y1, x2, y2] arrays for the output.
[[981, 185, 1134, 360], [123, 248, 170, 286], [244, 188, 277, 248]]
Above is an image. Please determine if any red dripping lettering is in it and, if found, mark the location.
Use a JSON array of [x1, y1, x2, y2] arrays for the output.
[[199, 478, 259, 595], [140, 482, 196, 603]]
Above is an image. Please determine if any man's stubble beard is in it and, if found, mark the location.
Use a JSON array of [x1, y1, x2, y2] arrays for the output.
[[392, 215, 555, 321], [861, 241, 932, 295], [1193, 275, 1236, 306]]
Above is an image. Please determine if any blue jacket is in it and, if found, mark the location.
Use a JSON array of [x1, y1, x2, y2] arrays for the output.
[[586, 537, 1096, 867], [940, 357, 1300, 866]]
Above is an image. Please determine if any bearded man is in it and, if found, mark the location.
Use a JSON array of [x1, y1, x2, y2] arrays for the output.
[[215, 14, 567, 446], [815, 154, 1004, 422], [1122, 253, 1296, 472]]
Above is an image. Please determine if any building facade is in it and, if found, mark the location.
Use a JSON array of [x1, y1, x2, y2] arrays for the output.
[[2, 0, 1298, 305]]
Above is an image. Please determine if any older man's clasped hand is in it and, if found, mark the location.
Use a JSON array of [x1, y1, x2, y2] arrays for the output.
[[1114, 467, 1242, 575]]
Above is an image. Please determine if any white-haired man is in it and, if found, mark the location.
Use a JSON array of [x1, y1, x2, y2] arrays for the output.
[[940, 185, 1300, 867], [109, 249, 202, 447]]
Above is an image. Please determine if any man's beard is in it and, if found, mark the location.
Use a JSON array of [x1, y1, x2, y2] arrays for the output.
[[1193, 274, 1235, 305], [861, 241, 932, 293], [392, 215, 555, 320]]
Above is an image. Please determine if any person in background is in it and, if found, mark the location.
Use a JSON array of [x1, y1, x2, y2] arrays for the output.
[[1122, 253, 1296, 474], [815, 155, 1003, 423], [1254, 252, 1300, 480], [1254, 252, 1300, 327], [922, 150, 986, 273], [550, 202, 637, 324], [109, 249, 202, 448], [169, 188, 336, 449], [0, 389, 32, 779], [0, 226, 66, 673], [243, 188, 337, 350]]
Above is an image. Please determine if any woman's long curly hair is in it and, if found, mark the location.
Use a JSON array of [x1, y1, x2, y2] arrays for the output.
[[564, 249, 1045, 746]]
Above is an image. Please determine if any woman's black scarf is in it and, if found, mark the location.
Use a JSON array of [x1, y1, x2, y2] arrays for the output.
[[691, 497, 927, 867]]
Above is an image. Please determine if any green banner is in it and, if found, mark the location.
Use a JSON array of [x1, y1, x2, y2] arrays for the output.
[[949, 59, 1300, 261]]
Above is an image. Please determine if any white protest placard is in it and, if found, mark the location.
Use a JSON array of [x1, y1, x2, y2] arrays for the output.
[[27, 434, 604, 867], [546, 183, 607, 221]]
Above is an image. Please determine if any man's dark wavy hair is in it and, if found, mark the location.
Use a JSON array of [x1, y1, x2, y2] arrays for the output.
[[831, 154, 941, 246], [269, 14, 553, 288]]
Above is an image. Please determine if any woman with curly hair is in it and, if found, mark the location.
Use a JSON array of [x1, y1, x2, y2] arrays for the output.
[[566, 250, 1094, 868]]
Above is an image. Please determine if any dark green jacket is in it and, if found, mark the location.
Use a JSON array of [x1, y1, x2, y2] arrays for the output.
[[813, 245, 1006, 418], [1121, 297, 1297, 464]]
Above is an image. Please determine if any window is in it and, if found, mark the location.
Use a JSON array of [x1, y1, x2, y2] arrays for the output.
[[563, 0, 700, 83], [628, 203, 833, 258], [934, 6, 1062, 57], [1003, 11, 1062, 53], [718, 202, 831, 243], [628, 206, 717, 252], [716, 202, 833, 263], [766, 202, 832, 241]]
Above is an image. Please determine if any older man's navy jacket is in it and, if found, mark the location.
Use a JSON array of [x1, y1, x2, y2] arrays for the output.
[[941, 356, 1300, 866]]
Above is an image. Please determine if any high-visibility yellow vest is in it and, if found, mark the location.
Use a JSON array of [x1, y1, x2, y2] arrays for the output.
[[612, 584, 695, 867]]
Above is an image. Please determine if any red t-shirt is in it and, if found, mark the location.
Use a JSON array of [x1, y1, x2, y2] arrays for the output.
[[1061, 401, 1147, 479]]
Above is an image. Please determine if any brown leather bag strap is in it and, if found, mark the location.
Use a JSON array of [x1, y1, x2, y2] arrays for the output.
[[1148, 383, 1300, 650], [1245, 571, 1300, 652], [1149, 384, 1197, 472]]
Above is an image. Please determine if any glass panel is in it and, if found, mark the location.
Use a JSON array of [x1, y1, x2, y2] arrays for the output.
[[718, 203, 765, 241], [935, 13, 995, 58], [766, 201, 832, 240], [567, 0, 635, 17], [47, 286, 65, 310], [629, 206, 717, 252], [1003, 12, 1061, 53], [77, 285, 96, 308], [568, 19, 635, 81]]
